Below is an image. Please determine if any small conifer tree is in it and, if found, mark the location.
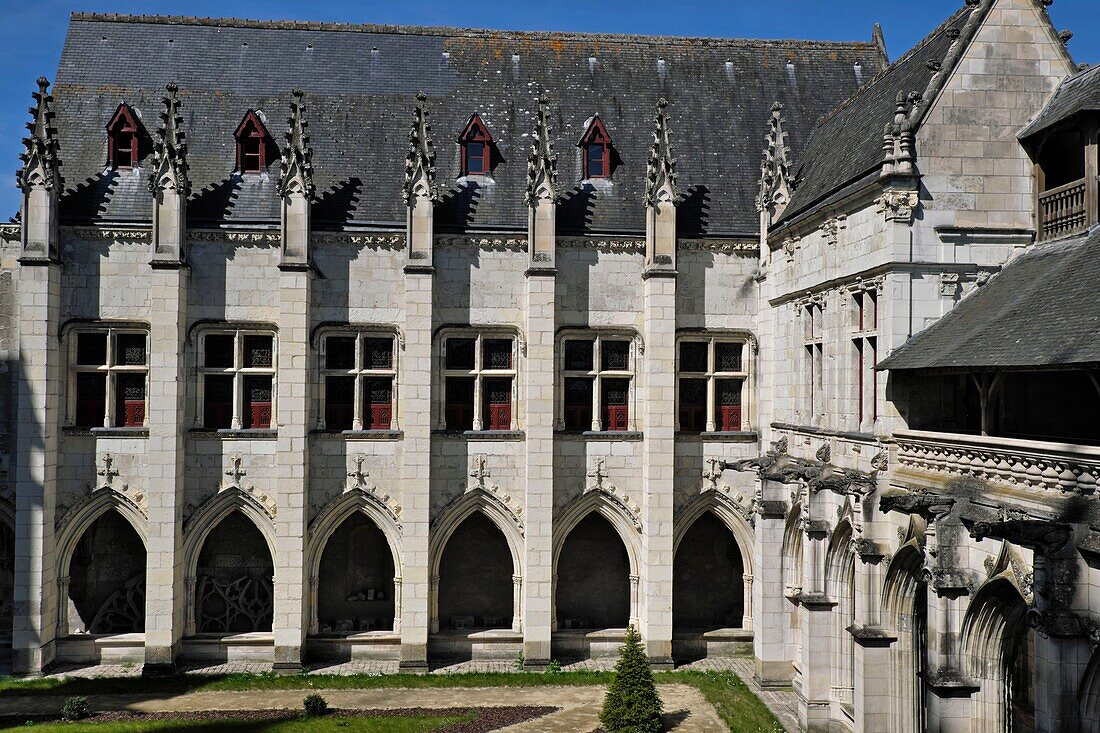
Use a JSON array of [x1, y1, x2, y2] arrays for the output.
[[599, 625, 663, 733]]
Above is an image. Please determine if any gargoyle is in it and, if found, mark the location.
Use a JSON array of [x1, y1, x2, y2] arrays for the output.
[[968, 519, 1072, 555], [809, 467, 877, 497], [879, 491, 956, 523], [767, 458, 823, 485]]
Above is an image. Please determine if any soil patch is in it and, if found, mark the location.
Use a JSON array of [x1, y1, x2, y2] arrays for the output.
[[1, 705, 557, 731]]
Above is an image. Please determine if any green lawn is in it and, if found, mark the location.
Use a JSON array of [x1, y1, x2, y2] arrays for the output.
[[10, 714, 468, 732], [0, 668, 787, 733]]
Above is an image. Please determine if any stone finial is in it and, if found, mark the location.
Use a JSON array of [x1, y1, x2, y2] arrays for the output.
[[149, 83, 190, 196], [403, 91, 439, 204], [524, 95, 558, 206], [756, 101, 793, 215], [881, 91, 917, 178], [644, 98, 679, 207], [277, 87, 315, 201], [17, 77, 62, 193]]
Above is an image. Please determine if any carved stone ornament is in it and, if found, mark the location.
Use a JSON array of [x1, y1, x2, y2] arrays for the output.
[[215, 453, 277, 519], [876, 189, 920, 223], [938, 272, 960, 297], [879, 490, 956, 523], [579, 457, 641, 532], [276, 88, 315, 201], [644, 98, 680, 207], [756, 101, 794, 217], [17, 77, 62, 194], [821, 216, 847, 246], [402, 92, 439, 204], [54, 453, 149, 534], [967, 518, 1072, 555], [148, 83, 190, 196], [525, 95, 559, 206]]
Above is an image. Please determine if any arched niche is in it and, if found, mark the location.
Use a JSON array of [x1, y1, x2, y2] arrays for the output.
[[434, 512, 516, 632], [316, 513, 397, 634], [555, 512, 633, 631], [880, 540, 928, 733], [192, 510, 274, 634], [65, 510, 146, 635], [826, 520, 856, 713], [673, 511, 746, 631]]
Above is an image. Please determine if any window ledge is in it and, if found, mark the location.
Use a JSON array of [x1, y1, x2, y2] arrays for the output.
[[340, 429, 404, 441], [558, 430, 644, 441], [679, 431, 759, 442], [189, 428, 278, 440], [64, 426, 150, 438], [434, 430, 526, 441]]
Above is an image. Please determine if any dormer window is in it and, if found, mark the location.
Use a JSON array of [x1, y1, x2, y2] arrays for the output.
[[459, 114, 493, 176], [106, 104, 140, 170], [581, 117, 612, 179], [234, 110, 272, 174]]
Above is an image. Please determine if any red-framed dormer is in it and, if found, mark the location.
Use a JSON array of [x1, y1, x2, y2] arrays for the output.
[[106, 103, 141, 170], [580, 116, 612, 179], [234, 110, 273, 174], [458, 113, 493, 177]]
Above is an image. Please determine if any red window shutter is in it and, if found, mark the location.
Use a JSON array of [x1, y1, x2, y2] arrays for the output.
[[243, 376, 272, 429], [602, 378, 629, 431], [716, 379, 743, 432], [115, 374, 146, 428], [483, 378, 512, 431], [365, 378, 393, 430]]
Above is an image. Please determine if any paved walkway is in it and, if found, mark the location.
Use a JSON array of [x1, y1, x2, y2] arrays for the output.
[[0, 655, 798, 732]]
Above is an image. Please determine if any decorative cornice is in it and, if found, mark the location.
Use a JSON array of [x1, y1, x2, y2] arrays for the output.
[[876, 188, 920, 223], [403, 92, 439, 204], [149, 83, 190, 196], [524, 95, 558, 206], [70, 227, 150, 243], [436, 235, 527, 251], [311, 232, 405, 249], [17, 77, 62, 193], [276, 88, 315, 201], [558, 237, 645, 253], [644, 98, 679, 207], [188, 230, 280, 244]]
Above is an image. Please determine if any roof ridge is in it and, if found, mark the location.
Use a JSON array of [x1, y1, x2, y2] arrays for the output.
[[68, 12, 879, 49], [810, 4, 971, 130]]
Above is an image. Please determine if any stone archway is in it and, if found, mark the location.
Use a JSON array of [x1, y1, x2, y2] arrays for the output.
[[0, 517, 12, 641], [1080, 648, 1100, 733], [194, 511, 274, 634], [782, 505, 804, 667], [673, 511, 745, 631], [826, 521, 855, 714], [882, 541, 928, 733], [66, 510, 146, 635], [556, 513, 631, 630], [436, 512, 515, 631], [962, 575, 1033, 733], [316, 513, 396, 634]]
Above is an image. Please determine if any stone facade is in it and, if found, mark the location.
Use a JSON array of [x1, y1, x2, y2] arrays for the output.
[[3, 1, 1100, 731]]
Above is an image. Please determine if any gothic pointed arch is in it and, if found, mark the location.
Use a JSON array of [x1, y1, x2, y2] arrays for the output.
[[182, 487, 277, 580], [1079, 648, 1100, 733], [826, 519, 857, 713], [61, 509, 147, 635], [961, 572, 1034, 733], [307, 489, 403, 583], [55, 488, 148, 580], [881, 538, 929, 733], [781, 502, 804, 596], [674, 491, 754, 577], [553, 490, 641, 575], [429, 489, 523, 579]]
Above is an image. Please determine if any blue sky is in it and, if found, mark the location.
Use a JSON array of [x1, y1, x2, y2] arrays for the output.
[[0, 0, 1096, 217]]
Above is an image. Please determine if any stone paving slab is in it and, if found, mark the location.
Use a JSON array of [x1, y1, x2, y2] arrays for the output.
[[0, 684, 726, 732]]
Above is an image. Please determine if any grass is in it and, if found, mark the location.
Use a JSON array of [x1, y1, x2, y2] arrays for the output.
[[0, 668, 787, 733], [10, 714, 469, 732]]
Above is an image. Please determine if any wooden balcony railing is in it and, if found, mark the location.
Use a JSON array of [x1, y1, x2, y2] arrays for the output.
[[895, 429, 1100, 495], [1038, 177, 1088, 241]]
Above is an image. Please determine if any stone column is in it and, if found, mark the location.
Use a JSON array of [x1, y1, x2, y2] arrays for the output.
[[523, 265, 555, 668], [143, 264, 189, 673], [12, 78, 63, 675], [753, 482, 792, 686], [398, 94, 438, 671], [272, 264, 311, 672], [641, 265, 676, 668]]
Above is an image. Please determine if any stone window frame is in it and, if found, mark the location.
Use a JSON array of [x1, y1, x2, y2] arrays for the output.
[[847, 284, 880, 432], [195, 326, 278, 431], [437, 327, 520, 432], [799, 299, 826, 425], [316, 326, 400, 432], [64, 323, 150, 429], [674, 333, 753, 434], [555, 328, 640, 433]]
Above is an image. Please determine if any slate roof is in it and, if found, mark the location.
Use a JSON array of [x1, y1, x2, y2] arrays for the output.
[[878, 228, 1100, 371], [48, 13, 885, 235], [778, 4, 979, 225], [1019, 62, 1100, 139]]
